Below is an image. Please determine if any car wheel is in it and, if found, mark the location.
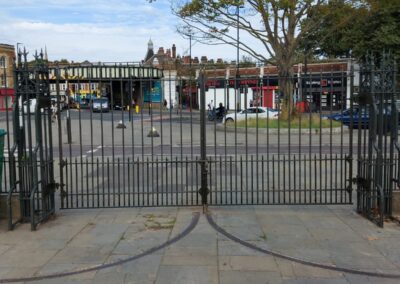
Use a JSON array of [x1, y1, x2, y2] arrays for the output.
[[225, 118, 234, 123]]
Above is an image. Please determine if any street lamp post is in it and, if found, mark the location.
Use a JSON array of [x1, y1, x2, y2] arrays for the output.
[[189, 29, 192, 111], [16, 42, 23, 52], [16, 43, 23, 65], [235, 5, 241, 111], [236, 5, 240, 71], [1, 56, 5, 88]]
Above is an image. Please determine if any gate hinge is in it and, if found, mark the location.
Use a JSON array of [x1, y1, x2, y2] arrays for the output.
[[43, 182, 60, 195], [198, 187, 209, 196], [355, 91, 372, 106], [60, 187, 68, 199], [38, 96, 51, 108], [351, 176, 370, 188], [60, 159, 67, 167], [392, 178, 400, 189]]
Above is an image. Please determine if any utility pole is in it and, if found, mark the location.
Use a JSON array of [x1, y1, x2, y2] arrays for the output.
[[189, 30, 192, 111], [16, 43, 23, 65], [236, 5, 240, 111]]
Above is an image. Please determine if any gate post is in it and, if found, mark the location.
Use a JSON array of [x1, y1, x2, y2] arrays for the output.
[[9, 49, 56, 230], [198, 71, 209, 210], [356, 52, 398, 227]]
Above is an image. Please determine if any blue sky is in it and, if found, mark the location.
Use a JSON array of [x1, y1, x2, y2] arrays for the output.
[[0, 0, 242, 62]]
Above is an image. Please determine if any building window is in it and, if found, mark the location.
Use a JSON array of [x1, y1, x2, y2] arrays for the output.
[[0, 56, 6, 68], [0, 74, 6, 87]]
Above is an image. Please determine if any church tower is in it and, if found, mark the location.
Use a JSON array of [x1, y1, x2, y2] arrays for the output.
[[144, 39, 154, 62]]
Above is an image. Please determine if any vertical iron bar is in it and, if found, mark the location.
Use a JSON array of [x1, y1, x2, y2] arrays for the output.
[[199, 72, 209, 207]]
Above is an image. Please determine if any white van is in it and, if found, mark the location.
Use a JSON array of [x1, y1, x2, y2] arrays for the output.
[[50, 93, 67, 109], [19, 97, 37, 114]]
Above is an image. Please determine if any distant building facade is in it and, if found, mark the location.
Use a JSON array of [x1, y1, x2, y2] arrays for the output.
[[142, 40, 356, 112], [202, 61, 354, 111], [0, 43, 15, 111]]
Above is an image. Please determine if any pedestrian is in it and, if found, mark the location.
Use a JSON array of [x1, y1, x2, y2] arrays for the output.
[[51, 102, 58, 123], [163, 99, 167, 109], [209, 100, 214, 110], [216, 102, 225, 119]]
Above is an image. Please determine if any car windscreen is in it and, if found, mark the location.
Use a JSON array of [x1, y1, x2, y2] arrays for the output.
[[93, 99, 108, 104]]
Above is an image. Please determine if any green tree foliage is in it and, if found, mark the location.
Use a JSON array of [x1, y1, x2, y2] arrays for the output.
[[240, 55, 256, 67], [170, 0, 325, 118], [302, 0, 400, 60]]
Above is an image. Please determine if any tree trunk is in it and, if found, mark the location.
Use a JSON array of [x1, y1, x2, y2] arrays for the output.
[[278, 66, 295, 121]]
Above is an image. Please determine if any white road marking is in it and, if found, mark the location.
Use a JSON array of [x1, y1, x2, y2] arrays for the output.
[[86, 145, 103, 154]]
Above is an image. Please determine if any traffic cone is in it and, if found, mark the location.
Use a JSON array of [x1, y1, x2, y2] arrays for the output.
[[116, 120, 126, 129], [147, 126, 160, 137]]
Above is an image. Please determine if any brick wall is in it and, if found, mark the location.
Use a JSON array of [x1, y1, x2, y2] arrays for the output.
[[0, 44, 15, 88]]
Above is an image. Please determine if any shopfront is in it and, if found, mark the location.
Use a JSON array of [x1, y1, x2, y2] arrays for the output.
[[0, 88, 14, 111]]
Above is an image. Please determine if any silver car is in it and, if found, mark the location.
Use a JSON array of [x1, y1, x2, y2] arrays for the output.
[[92, 98, 110, 113], [224, 107, 278, 123]]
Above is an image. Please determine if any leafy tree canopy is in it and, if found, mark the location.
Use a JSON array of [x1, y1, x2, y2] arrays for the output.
[[169, 0, 329, 116], [302, 0, 400, 60]]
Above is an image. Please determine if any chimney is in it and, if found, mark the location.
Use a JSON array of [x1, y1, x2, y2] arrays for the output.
[[183, 56, 191, 64], [172, 44, 176, 58], [157, 47, 164, 54], [166, 49, 171, 57]]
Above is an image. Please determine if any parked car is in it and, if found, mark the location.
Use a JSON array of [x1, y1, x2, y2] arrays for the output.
[[18, 97, 38, 114], [92, 98, 110, 113], [24, 98, 37, 114], [325, 106, 399, 129], [113, 103, 125, 110], [50, 95, 67, 110], [224, 107, 279, 123]]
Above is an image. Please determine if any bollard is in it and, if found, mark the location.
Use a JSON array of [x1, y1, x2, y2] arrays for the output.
[[65, 116, 72, 144], [0, 129, 6, 192]]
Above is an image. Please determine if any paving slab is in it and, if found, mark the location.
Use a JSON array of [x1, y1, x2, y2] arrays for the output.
[[219, 255, 278, 271], [0, 205, 399, 284], [95, 254, 162, 283], [36, 263, 97, 282], [219, 271, 283, 284], [217, 240, 267, 256], [283, 278, 349, 284], [155, 265, 218, 284], [343, 273, 400, 284]]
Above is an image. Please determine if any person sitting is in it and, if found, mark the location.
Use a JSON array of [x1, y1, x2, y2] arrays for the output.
[[215, 103, 225, 119]]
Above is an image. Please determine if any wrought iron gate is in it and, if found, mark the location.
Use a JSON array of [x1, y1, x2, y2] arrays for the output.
[[3, 48, 397, 229], [48, 60, 354, 209], [356, 53, 399, 227], [4, 50, 55, 230]]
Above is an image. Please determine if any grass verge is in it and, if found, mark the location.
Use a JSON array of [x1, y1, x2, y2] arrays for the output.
[[227, 114, 342, 129]]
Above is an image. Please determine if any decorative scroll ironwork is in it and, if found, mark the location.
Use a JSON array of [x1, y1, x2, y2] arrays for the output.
[[356, 51, 398, 227], [7, 48, 55, 230]]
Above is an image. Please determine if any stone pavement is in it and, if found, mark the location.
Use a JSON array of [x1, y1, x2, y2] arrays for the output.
[[0, 205, 399, 284]]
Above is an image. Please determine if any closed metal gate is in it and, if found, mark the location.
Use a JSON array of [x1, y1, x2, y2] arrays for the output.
[[50, 61, 354, 209], [356, 53, 399, 227], [6, 49, 399, 229], [2, 50, 55, 230], [1, 51, 359, 216]]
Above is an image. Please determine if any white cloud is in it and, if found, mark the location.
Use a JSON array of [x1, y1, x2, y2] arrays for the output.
[[0, 0, 264, 63]]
